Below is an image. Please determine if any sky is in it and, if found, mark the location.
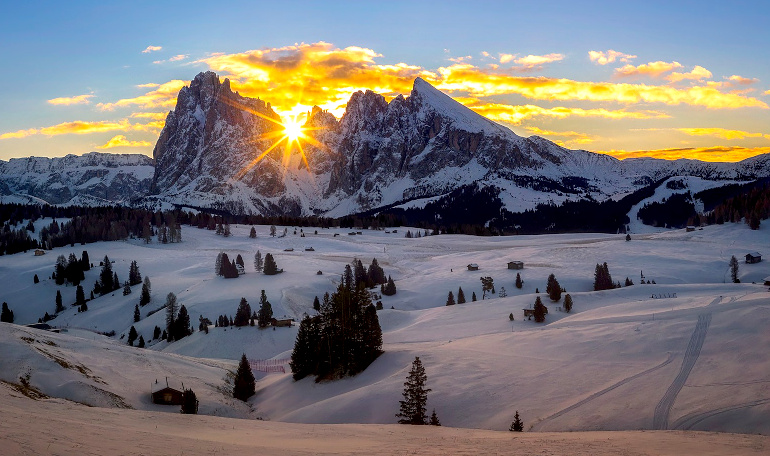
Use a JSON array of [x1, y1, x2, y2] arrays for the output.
[[0, 0, 769, 162]]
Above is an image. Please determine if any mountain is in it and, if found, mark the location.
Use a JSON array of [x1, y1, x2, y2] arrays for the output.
[[0, 152, 153, 206], [149, 72, 770, 217]]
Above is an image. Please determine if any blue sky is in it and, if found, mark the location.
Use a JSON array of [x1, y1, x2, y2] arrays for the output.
[[1, 0, 768, 161]]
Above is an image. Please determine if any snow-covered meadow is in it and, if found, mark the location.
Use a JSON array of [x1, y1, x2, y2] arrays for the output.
[[1, 220, 769, 438]]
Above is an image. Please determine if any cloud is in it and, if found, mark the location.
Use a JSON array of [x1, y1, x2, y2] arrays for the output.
[[0, 119, 162, 140], [499, 53, 516, 64], [130, 111, 168, 121], [96, 135, 152, 149], [514, 53, 564, 68], [614, 61, 683, 79], [598, 146, 770, 162], [97, 80, 187, 111], [142, 45, 162, 54], [666, 66, 712, 83], [524, 126, 596, 145], [435, 64, 768, 109], [47, 93, 94, 106], [765, 90, 770, 96], [676, 127, 767, 140], [727, 75, 759, 85], [448, 55, 472, 63], [153, 54, 189, 64], [588, 50, 637, 65]]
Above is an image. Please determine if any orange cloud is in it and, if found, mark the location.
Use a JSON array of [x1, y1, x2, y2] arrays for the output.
[[97, 80, 187, 111], [598, 146, 770, 162], [665, 66, 712, 83], [588, 50, 637, 65], [525, 126, 596, 145], [615, 61, 683, 78], [96, 135, 152, 149], [0, 128, 38, 140], [515, 53, 564, 68], [435, 64, 768, 109], [458, 99, 668, 124], [130, 111, 168, 121], [142, 45, 162, 53], [47, 93, 94, 106], [0, 119, 162, 140], [676, 127, 768, 140]]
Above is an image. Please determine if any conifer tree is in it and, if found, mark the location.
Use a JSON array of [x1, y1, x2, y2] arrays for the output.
[[254, 250, 263, 272], [134, 304, 140, 322], [140, 276, 151, 306], [457, 287, 466, 304], [593, 263, 614, 291], [55, 290, 64, 313], [215, 252, 223, 276], [313, 295, 320, 312], [270, 225, 277, 237], [499, 287, 507, 298], [729, 255, 739, 283], [396, 356, 431, 425], [368, 258, 387, 285], [249, 226, 257, 239], [515, 273, 523, 289], [236, 254, 245, 269], [181, 389, 198, 414], [257, 290, 273, 327], [446, 291, 455, 306], [112, 272, 119, 292], [533, 296, 546, 323], [234, 297, 251, 327], [263, 253, 280, 275], [429, 409, 441, 426], [55, 255, 67, 285], [137, 335, 145, 348], [81, 251, 90, 271], [480, 277, 494, 299], [510, 411, 523, 432], [1, 302, 14, 323], [127, 326, 138, 346], [34, 274, 40, 284], [290, 315, 318, 380], [123, 281, 131, 296], [564, 294, 573, 313], [625, 277, 634, 286], [99, 255, 113, 294], [153, 326, 161, 340], [472, 292, 477, 302], [174, 305, 192, 340], [165, 292, 177, 341], [546, 273, 562, 302], [128, 260, 142, 285], [233, 353, 256, 401], [381, 275, 397, 296], [75, 285, 85, 307]]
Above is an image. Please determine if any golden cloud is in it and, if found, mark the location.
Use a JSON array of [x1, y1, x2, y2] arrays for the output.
[[676, 127, 767, 140], [499, 53, 516, 64], [588, 50, 637, 65], [435, 64, 768, 109], [524, 126, 596, 144], [96, 135, 152, 149], [515, 53, 564, 67], [728, 75, 759, 85], [97, 80, 187, 111], [142, 45, 162, 54], [598, 146, 770, 162], [614, 61, 683, 78], [0, 119, 162, 140], [0, 128, 38, 140], [458, 99, 669, 124], [665, 66, 712, 83], [130, 111, 168, 121], [47, 93, 94, 106], [765, 90, 770, 96]]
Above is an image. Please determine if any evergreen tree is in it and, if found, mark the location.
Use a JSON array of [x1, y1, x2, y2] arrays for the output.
[[396, 356, 431, 425], [165, 292, 177, 341], [515, 273, 523, 289], [472, 292, 477, 302], [79, 302, 88, 312], [234, 297, 251, 327], [55, 255, 67, 285], [290, 315, 318, 380], [313, 295, 321, 312], [546, 273, 562, 302], [381, 275, 397, 296], [235, 254, 245, 269], [81, 250, 90, 271], [457, 287, 466, 304], [34, 274, 39, 284], [1, 302, 14, 323], [368, 258, 387, 285], [153, 325, 161, 340], [509, 312, 514, 321], [510, 411, 523, 432], [55, 290, 64, 313], [75, 285, 85, 307], [137, 335, 145, 348], [173, 305, 192, 340], [499, 287, 507, 298], [123, 281, 132, 296], [564, 294, 573, 313], [127, 326, 138, 346], [729, 255, 740, 283], [429, 409, 441, 426], [446, 291, 456, 306], [257, 290, 273, 327], [533, 296, 546, 323], [128, 260, 142, 286], [480, 276, 494, 299], [233, 353, 256, 401], [140, 276, 151, 306], [215, 252, 223, 276], [134, 304, 141, 322], [223, 223, 231, 237], [263, 253, 280, 275], [353, 259, 369, 288], [269, 225, 277, 237], [181, 389, 198, 414], [99, 255, 113, 294], [112, 272, 119, 292], [254, 250, 263, 272], [249, 226, 257, 239]]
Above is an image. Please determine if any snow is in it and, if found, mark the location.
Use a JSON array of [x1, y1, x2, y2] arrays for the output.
[[1, 221, 769, 440]]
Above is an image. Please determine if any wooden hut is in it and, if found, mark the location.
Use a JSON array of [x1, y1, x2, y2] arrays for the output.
[[507, 261, 524, 270], [467, 263, 479, 271], [151, 380, 184, 405], [745, 252, 762, 264], [34, 249, 45, 256]]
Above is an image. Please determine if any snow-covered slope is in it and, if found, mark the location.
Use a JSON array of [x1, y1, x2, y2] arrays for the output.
[[0, 152, 153, 205]]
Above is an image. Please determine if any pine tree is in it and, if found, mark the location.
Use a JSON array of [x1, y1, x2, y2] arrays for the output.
[[137, 335, 145, 348], [123, 281, 132, 296], [446, 291, 455, 306], [233, 353, 256, 401], [593, 263, 614, 291], [140, 276, 151, 306], [127, 326, 138, 346], [112, 272, 119, 292], [729, 255, 739, 283], [128, 260, 142, 285], [290, 315, 318, 381], [236, 254, 245, 269], [381, 275, 397, 296], [1, 302, 14, 323], [564, 294, 573, 313], [509, 312, 514, 321], [173, 305, 192, 340], [396, 356, 431, 425], [215, 252, 223, 276], [181, 389, 198, 414], [429, 409, 441, 426], [625, 277, 634, 286], [55, 255, 67, 285], [480, 276, 494, 299], [472, 292, 477, 302], [153, 326, 161, 340], [99, 255, 113, 293], [510, 411, 523, 432], [34, 274, 39, 284], [134, 304, 141, 322], [254, 250, 263, 272], [249, 226, 257, 239], [533, 296, 546, 323], [269, 225, 277, 237], [165, 292, 177, 341], [546, 273, 562, 302], [257, 290, 273, 327], [368, 258, 387, 285], [75, 285, 85, 307], [313, 295, 321, 312], [515, 273, 523, 289], [457, 287, 466, 304], [55, 290, 64, 313], [263, 253, 280, 275], [234, 297, 251, 327], [81, 251, 90, 271]]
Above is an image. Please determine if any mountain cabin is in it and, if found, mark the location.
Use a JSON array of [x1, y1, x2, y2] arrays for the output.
[[151, 379, 184, 405], [507, 261, 524, 270], [467, 263, 479, 271], [745, 252, 762, 264]]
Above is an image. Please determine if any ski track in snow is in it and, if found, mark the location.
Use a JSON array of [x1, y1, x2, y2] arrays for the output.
[[671, 397, 770, 430], [652, 308, 714, 430]]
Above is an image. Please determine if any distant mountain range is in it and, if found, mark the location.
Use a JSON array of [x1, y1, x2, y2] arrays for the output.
[[2, 71, 769, 219]]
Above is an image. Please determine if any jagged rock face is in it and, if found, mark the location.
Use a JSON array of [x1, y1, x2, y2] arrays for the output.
[[0, 152, 153, 205]]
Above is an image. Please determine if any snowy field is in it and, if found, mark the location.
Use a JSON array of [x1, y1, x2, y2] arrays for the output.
[[1, 220, 769, 441]]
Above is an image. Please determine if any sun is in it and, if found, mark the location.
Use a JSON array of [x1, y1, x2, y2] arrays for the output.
[[283, 116, 304, 143]]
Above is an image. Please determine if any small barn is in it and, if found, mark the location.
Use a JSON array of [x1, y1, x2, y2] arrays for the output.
[[686, 226, 696, 232], [235, 264, 245, 275], [507, 261, 524, 270], [467, 263, 479, 271], [745, 252, 762, 264], [34, 249, 45, 256], [271, 318, 293, 327], [763, 276, 770, 286], [151, 381, 184, 405]]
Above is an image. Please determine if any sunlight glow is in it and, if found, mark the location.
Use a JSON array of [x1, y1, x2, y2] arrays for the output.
[[283, 116, 304, 143]]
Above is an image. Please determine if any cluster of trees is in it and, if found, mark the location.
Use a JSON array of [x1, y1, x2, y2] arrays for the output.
[[93, 255, 121, 296], [593, 263, 615, 291], [164, 292, 192, 342], [53, 251, 89, 285], [445, 287, 467, 306], [637, 192, 697, 229], [697, 180, 769, 229], [1, 302, 13, 323], [290, 264, 383, 381], [404, 229, 431, 238], [127, 326, 145, 347], [215, 252, 244, 278]]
